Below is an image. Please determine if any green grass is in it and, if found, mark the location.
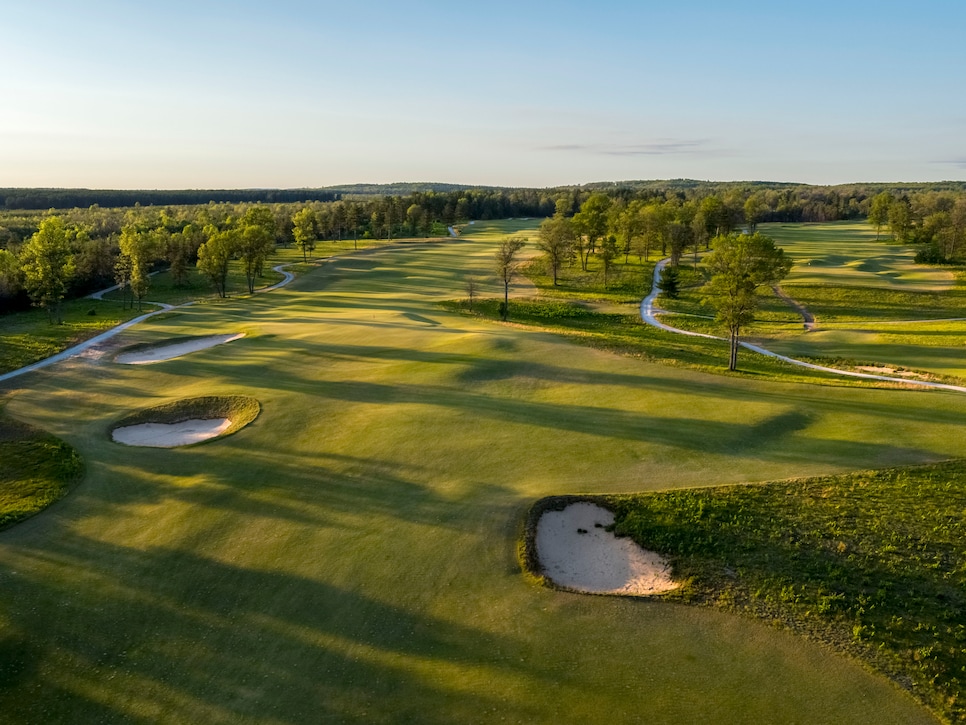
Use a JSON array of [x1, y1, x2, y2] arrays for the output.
[[0, 298, 152, 374], [111, 395, 261, 443], [0, 241, 400, 377], [0, 409, 83, 529], [761, 221, 955, 291], [443, 297, 860, 386], [0, 229, 959, 723], [456, 218, 543, 242], [605, 460, 966, 723]]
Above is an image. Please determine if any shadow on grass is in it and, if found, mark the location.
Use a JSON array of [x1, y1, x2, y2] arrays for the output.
[[0, 534, 550, 724]]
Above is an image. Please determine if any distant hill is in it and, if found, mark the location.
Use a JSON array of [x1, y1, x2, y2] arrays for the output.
[[321, 182, 498, 197]]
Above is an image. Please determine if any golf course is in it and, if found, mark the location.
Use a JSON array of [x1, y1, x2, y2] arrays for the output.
[[2, 220, 965, 723]]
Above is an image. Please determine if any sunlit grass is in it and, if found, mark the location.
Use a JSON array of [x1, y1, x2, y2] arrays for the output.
[[0, 228, 957, 723]]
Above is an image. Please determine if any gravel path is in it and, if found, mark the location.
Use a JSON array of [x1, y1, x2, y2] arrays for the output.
[[773, 285, 816, 330], [0, 263, 296, 385], [641, 258, 966, 394]]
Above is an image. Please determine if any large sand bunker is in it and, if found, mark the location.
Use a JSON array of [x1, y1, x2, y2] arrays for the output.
[[536, 502, 679, 596], [112, 419, 232, 447], [110, 396, 260, 449], [115, 333, 245, 364]]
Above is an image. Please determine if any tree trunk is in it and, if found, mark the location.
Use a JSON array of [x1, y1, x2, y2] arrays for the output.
[[729, 329, 739, 371]]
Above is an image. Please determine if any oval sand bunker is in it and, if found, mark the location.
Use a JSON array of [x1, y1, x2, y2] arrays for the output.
[[112, 418, 232, 448], [536, 502, 679, 596], [115, 333, 245, 364]]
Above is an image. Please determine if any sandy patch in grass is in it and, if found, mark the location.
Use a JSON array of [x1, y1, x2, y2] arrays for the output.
[[112, 419, 232, 447], [536, 502, 678, 596], [115, 333, 245, 364], [855, 366, 923, 378]]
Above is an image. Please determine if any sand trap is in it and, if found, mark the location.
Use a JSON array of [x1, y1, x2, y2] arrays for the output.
[[536, 502, 679, 596], [855, 365, 923, 378], [112, 418, 232, 447], [115, 333, 245, 364]]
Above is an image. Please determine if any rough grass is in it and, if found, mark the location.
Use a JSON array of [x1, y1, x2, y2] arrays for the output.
[[607, 460, 966, 724], [0, 298, 150, 375], [111, 395, 260, 442], [0, 409, 83, 529]]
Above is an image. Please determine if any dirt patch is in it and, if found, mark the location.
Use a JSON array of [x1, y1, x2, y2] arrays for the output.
[[112, 419, 232, 447], [535, 502, 678, 596], [115, 333, 245, 364], [855, 366, 924, 378]]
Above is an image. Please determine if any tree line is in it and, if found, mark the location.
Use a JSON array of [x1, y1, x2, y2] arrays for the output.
[[866, 190, 966, 263], [0, 188, 339, 211]]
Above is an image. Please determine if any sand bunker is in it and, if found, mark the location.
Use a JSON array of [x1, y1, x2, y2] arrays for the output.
[[536, 502, 678, 596], [112, 418, 232, 447], [115, 334, 245, 364]]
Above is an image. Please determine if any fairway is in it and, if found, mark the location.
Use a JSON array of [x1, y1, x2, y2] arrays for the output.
[[762, 221, 954, 290], [1, 233, 960, 723], [741, 223, 966, 380]]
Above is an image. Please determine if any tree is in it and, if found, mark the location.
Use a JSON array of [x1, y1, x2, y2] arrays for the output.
[[868, 192, 893, 241], [0, 248, 20, 298], [196, 226, 238, 297], [744, 192, 766, 234], [572, 193, 611, 260], [239, 207, 277, 294], [238, 223, 275, 294], [494, 237, 526, 321], [599, 234, 619, 288], [888, 198, 912, 242], [657, 265, 680, 299], [464, 275, 479, 311], [537, 215, 574, 285], [19, 216, 76, 323], [118, 224, 158, 311], [292, 207, 318, 261], [703, 232, 792, 371]]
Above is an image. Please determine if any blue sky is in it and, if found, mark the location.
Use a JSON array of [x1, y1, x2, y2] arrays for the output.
[[2, 0, 964, 188]]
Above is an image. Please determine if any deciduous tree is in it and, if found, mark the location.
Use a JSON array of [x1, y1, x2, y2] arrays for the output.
[[537, 215, 574, 285], [868, 192, 893, 241], [495, 237, 526, 321], [20, 216, 76, 323], [197, 226, 238, 298], [292, 207, 318, 261], [702, 232, 791, 371]]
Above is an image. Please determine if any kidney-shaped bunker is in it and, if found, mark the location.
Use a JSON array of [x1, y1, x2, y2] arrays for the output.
[[111, 396, 260, 448]]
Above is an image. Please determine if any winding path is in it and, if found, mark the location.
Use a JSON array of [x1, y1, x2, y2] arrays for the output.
[[641, 258, 966, 394], [0, 263, 296, 385], [773, 285, 816, 331]]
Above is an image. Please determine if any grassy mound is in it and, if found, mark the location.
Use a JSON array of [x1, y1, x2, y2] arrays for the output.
[[604, 461, 966, 723], [0, 410, 84, 529], [111, 396, 260, 442]]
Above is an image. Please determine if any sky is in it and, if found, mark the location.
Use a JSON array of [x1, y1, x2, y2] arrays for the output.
[[1, 0, 965, 189]]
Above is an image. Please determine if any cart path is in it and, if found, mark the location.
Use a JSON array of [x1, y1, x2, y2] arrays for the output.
[[773, 285, 816, 330], [0, 263, 295, 385], [641, 258, 966, 394]]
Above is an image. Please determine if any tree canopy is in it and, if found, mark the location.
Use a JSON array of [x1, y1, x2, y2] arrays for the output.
[[19, 216, 75, 323], [702, 232, 791, 371]]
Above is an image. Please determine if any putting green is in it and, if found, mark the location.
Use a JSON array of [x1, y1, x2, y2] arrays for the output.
[[0, 235, 955, 723]]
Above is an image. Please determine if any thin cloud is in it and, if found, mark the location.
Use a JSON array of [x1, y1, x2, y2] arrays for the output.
[[538, 139, 713, 156], [934, 157, 966, 169]]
